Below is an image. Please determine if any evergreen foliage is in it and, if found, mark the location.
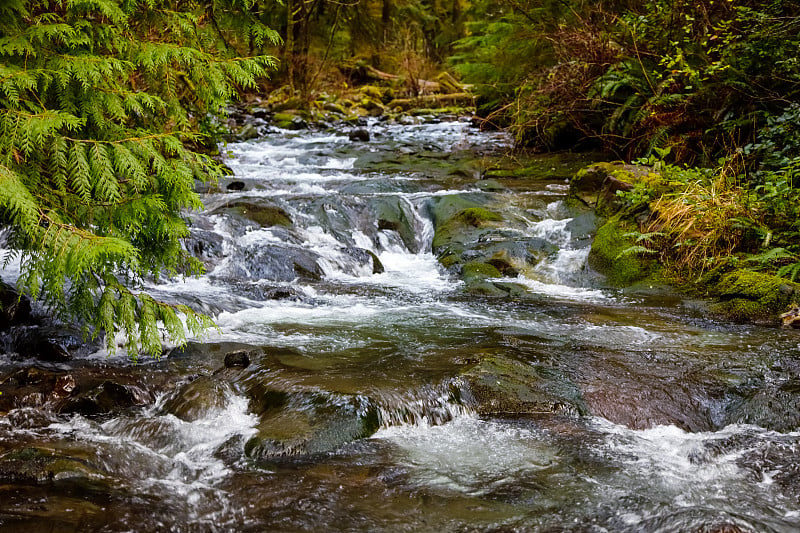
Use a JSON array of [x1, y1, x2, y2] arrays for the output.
[[0, 0, 277, 358]]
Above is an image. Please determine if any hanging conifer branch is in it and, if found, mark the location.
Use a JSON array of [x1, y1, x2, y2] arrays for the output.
[[0, 0, 275, 357]]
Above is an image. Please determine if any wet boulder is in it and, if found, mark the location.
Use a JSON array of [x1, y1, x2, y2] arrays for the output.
[[59, 380, 153, 417], [461, 356, 587, 418], [14, 326, 103, 363], [160, 376, 231, 422], [185, 227, 225, 267], [431, 205, 502, 253], [224, 350, 252, 369], [348, 128, 370, 142], [724, 377, 800, 432], [343, 247, 384, 275], [226, 180, 246, 191], [243, 391, 380, 459], [374, 197, 421, 253], [211, 200, 292, 228], [228, 245, 324, 282], [0, 446, 105, 484], [0, 281, 31, 329]]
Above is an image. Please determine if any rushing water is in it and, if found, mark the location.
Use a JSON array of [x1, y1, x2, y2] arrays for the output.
[[2, 118, 800, 532]]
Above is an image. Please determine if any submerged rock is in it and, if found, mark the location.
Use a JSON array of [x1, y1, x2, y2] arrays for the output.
[[0, 446, 105, 484], [160, 377, 230, 422], [461, 356, 587, 418], [243, 392, 380, 459]]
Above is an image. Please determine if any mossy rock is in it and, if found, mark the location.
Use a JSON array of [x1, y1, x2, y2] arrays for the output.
[[570, 162, 660, 215], [709, 270, 800, 322], [439, 253, 461, 269], [359, 85, 384, 100], [212, 201, 292, 227], [462, 261, 502, 282], [588, 215, 656, 286], [272, 111, 309, 130], [431, 207, 503, 251], [0, 447, 104, 483], [461, 356, 587, 417], [243, 394, 380, 458]]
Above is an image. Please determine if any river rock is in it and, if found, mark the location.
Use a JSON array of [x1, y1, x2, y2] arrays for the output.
[[374, 197, 420, 253], [243, 391, 380, 459], [211, 200, 292, 228], [160, 376, 230, 422], [224, 350, 252, 368], [0, 446, 105, 484], [461, 356, 587, 417], [228, 245, 324, 282], [724, 376, 800, 432], [9, 326, 94, 362], [0, 281, 31, 329], [186, 227, 225, 267], [59, 380, 153, 417], [348, 128, 370, 142], [235, 123, 259, 141], [343, 247, 384, 275]]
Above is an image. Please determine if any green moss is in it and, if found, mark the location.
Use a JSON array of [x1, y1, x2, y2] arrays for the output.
[[461, 356, 587, 417], [459, 207, 502, 225], [214, 202, 292, 227], [588, 215, 655, 286], [359, 85, 384, 100], [462, 261, 502, 281], [709, 270, 800, 321], [569, 162, 662, 213], [439, 254, 460, 268], [431, 205, 502, 251]]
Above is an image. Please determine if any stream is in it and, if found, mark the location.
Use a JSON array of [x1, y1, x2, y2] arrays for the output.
[[2, 117, 800, 532]]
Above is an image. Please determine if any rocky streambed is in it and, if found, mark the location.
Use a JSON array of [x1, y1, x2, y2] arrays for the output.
[[1, 117, 800, 532]]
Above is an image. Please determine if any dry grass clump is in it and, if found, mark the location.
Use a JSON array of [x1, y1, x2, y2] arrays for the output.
[[643, 165, 759, 277]]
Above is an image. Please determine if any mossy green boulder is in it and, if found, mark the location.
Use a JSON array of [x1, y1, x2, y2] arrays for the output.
[[709, 270, 800, 322], [461, 356, 587, 417], [570, 162, 660, 215], [432, 206, 502, 251], [211, 201, 292, 228], [588, 215, 656, 286]]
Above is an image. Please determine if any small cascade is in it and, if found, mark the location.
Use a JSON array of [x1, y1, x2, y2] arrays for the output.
[[372, 379, 476, 428]]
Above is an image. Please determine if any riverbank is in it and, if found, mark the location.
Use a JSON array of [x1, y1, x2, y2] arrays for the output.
[[568, 161, 800, 327]]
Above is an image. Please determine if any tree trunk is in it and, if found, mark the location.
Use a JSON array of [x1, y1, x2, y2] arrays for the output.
[[286, 0, 295, 90]]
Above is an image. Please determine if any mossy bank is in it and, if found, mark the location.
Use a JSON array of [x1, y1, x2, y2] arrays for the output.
[[570, 162, 800, 325]]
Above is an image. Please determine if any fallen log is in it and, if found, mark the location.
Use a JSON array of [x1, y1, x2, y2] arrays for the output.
[[386, 92, 474, 111]]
